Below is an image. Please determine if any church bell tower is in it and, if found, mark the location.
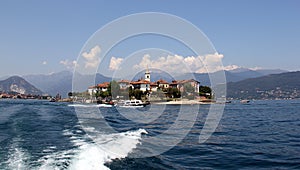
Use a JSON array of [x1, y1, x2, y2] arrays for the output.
[[145, 66, 150, 82]]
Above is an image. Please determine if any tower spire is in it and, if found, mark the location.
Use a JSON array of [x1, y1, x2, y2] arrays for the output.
[[145, 65, 150, 82]]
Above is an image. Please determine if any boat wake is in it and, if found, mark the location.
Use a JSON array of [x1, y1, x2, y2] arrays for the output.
[[68, 104, 113, 108], [4, 127, 147, 170], [67, 128, 147, 170], [6, 137, 29, 170]]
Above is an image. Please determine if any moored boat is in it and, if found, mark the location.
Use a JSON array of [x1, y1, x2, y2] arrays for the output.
[[119, 99, 149, 108]]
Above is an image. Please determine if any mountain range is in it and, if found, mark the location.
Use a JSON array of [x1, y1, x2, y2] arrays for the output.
[[23, 71, 112, 97], [132, 68, 287, 85], [226, 71, 300, 99], [180, 69, 287, 86], [21, 68, 286, 97], [0, 76, 43, 95], [0, 68, 298, 99]]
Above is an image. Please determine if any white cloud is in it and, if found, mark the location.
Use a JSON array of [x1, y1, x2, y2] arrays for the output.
[[223, 65, 241, 71], [109, 57, 123, 70], [82, 45, 101, 68], [60, 59, 78, 70], [42, 61, 47, 65], [133, 53, 225, 74]]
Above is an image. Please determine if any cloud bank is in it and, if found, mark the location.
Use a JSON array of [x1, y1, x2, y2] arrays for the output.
[[108, 53, 258, 75], [133, 53, 225, 73]]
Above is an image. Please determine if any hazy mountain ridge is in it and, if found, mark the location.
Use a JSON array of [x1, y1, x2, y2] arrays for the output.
[[226, 71, 300, 99], [0, 76, 43, 95], [179, 68, 287, 86], [15, 68, 287, 97], [23, 71, 112, 97]]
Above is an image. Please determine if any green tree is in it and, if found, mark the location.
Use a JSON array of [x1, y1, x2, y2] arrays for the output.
[[99, 91, 109, 98], [184, 83, 194, 92], [68, 92, 73, 98], [199, 86, 212, 98], [166, 88, 181, 98], [182, 83, 194, 97], [133, 89, 143, 100], [108, 80, 120, 99]]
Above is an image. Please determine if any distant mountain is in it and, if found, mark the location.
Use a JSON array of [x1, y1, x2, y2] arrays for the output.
[[255, 69, 287, 75], [178, 68, 287, 86], [20, 68, 288, 97], [0, 75, 10, 81], [23, 71, 112, 97], [0, 76, 43, 95], [226, 71, 300, 99], [130, 69, 176, 82], [24, 71, 73, 97]]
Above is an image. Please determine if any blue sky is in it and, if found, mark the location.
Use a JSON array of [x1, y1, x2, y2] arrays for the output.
[[0, 0, 299, 77]]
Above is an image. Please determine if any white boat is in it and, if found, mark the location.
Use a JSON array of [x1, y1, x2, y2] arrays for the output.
[[119, 100, 148, 108], [240, 99, 250, 104]]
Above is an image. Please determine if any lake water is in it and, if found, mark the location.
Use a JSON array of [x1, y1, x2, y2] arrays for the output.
[[0, 99, 299, 169]]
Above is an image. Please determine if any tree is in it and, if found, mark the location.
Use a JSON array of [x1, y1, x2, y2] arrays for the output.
[[108, 80, 120, 99], [199, 86, 212, 98], [166, 88, 181, 98], [68, 92, 73, 98], [99, 91, 109, 98], [181, 83, 194, 97]]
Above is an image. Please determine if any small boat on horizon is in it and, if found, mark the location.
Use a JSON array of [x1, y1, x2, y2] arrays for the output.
[[49, 98, 56, 102], [225, 100, 232, 104], [240, 99, 250, 104]]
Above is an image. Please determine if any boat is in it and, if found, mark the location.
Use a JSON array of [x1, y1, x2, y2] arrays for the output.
[[240, 99, 250, 104], [119, 99, 149, 108], [49, 97, 56, 102]]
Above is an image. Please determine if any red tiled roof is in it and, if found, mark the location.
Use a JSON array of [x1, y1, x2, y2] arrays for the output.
[[118, 79, 130, 83], [156, 79, 168, 84], [97, 82, 110, 88], [150, 82, 158, 86], [131, 80, 150, 85], [88, 85, 97, 89], [177, 79, 199, 84]]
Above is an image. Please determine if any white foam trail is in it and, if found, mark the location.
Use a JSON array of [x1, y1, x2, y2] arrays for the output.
[[68, 128, 147, 170], [38, 128, 147, 170], [7, 137, 29, 170], [68, 104, 113, 108], [38, 148, 74, 170]]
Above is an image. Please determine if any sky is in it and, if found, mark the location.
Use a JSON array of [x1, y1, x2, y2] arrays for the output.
[[0, 0, 300, 77]]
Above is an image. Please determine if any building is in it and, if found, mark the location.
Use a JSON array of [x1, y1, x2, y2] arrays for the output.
[[145, 67, 151, 82], [150, 82, 159, 92], [88, 68, 201, 95], [169, 80, 179, 89], [156, 79, 169, 89], [87, 82, 110, 95], [131, 79, 150, 92], [118, 79, 131, 90], [177, 79, 200, 93]]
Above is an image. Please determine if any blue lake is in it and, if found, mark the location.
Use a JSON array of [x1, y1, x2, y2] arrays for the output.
[[0, 99, 299, 169]]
